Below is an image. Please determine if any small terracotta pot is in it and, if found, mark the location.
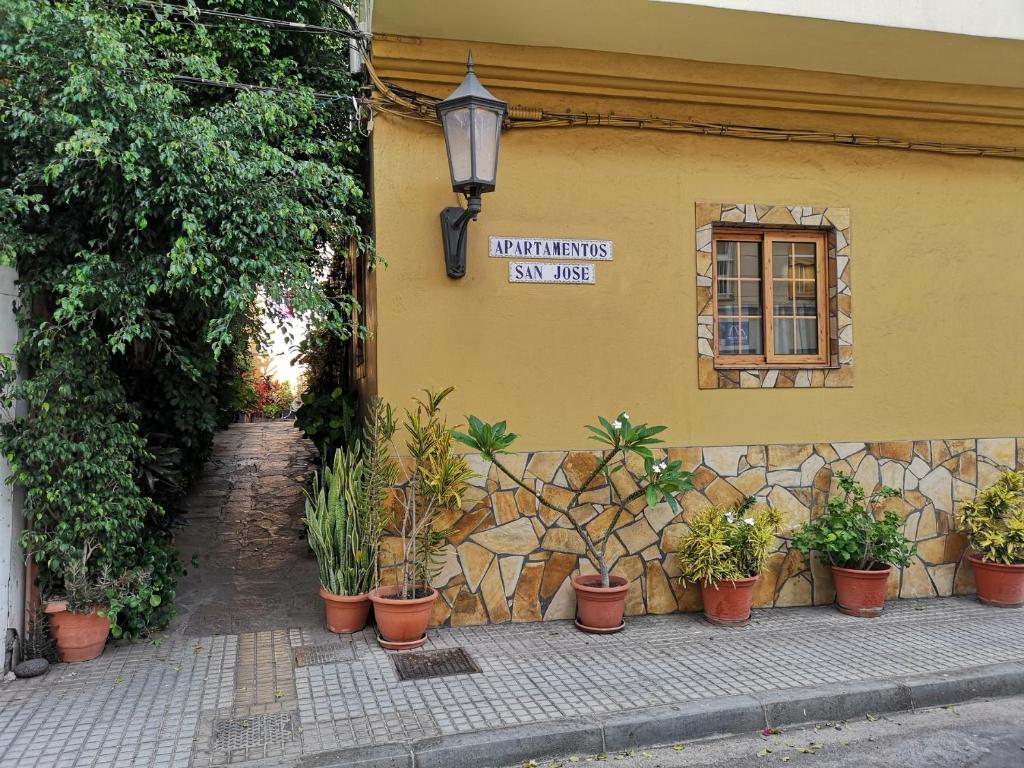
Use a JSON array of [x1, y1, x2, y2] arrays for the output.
[[968, 555, 1024, 608], [831, 565, 892, 618], [46, 605, 109, 663], [319, 587, 371, 633], [700, 575, 758, 626], [571, 574, 630, 632], [368, 585, 437, 648]]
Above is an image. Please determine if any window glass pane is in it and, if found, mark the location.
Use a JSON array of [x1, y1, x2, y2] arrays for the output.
[[739, 281, 761, 316], [773, 319, 795, 355], [716, 241, 737, 278], [793, 280, 816, 299], [718, 320, 741, 355], [772, 242, 791, 277], [794, 319, 818, 354], [772, 279, 792, 315], [717, 294, 737, 315], [743, 318, 763, 354], [739, 241, 761, 278], [472, 107, 499, 184], [794, 296, 817, 316], [794, 242, 816, 256]]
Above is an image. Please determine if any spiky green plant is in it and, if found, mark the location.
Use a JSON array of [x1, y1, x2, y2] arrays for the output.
[[388, 387, 475, 597], [304, 399, 397, 596], [957, 470, 1024, 565], [676, 499, 783, 586]]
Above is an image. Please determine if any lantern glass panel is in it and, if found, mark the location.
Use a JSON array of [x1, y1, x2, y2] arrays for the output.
[[472, 106, 500, 185], [442, 106, 472, 185]]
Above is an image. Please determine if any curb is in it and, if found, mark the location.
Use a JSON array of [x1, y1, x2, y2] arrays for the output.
[[297, 661, 1024, 768]]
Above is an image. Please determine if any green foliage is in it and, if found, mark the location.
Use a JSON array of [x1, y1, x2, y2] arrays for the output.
[[0, 0, 367, 635], [453, 411, 693, 587], [296, 387, 359, 458], [676, 499, 783, 585], [791, 473, 915, 570], [391, 388, 475, 595], [304, 400, 396, 595], [957, 470, 1024, 564]]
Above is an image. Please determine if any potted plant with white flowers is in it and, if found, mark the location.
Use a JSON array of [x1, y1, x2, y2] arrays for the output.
[[453, 411, 692, 632], [675, 498, 782, 625]]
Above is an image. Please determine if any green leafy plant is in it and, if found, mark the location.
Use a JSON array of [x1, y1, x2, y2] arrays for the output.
[[453, 411, 693, 588], [55, 541, 153, 638], [956, 470, 1024, 565], [304, 399, 396, 596], [389, 388, 474, 597], [791, 473, 915, 570], [676, 498, 783, 586], [1, 0, 369, 634], [296, 388, 360, 459]]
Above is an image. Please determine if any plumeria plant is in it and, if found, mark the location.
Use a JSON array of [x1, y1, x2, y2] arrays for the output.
[[453, 411, 692, 588], [675, 498, 783, 586]]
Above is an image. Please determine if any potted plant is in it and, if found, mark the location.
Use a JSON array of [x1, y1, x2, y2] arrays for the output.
[[675, 498, 783, 625], [956, 470, 1024, 607], [44, 542, 149, 662], [453, 411, 692, 632], [304, 399, 395, 632], [791, 473, 915, 617], [369, 387, 474, 649]]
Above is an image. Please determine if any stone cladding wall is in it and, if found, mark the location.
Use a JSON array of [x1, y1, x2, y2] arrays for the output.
[[380, 437, 1023, 626]]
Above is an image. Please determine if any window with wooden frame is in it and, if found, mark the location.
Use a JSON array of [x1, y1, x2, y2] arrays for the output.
[[712, 228, 829, 367]]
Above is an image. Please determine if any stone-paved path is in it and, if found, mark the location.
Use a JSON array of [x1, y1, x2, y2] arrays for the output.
[[169, 422, 320, 636], [1, 598, 1023, 767]]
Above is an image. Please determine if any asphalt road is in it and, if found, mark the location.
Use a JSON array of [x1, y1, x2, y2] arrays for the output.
[[507, 696, 1024, 768]]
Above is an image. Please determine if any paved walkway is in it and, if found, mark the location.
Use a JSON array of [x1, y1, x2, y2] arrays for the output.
[[170, 421, 319, 636], [1, 598, 1022, 767], [2, 423, 1022, 768]]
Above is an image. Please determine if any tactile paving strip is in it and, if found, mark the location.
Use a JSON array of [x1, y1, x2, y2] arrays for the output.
[[392, 647, 481, 682]]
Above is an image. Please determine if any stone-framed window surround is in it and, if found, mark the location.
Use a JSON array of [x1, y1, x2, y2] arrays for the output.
[[695, 202, 853, 389]]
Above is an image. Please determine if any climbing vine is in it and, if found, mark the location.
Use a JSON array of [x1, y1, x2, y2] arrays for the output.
[[0, 0, 369, 635]]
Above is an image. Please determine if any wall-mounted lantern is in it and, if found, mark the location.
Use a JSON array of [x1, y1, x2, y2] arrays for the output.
[[436, 52, 508, 279]]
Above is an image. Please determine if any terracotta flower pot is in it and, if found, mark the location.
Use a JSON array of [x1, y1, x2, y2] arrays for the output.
[[968, 555, 1024, 608], [319, 587, 371, 633], [368, 585, 437, 649], [571, 574, 630, 633], [45, 604, 109, 663], [700, 575, 758, 626], [831, 565, 892, 618]]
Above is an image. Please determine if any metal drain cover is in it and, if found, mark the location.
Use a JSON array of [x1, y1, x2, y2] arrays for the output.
[[294, 644, 355, 667], [212, 712, 296, 751], [392, 647, 481, 681]]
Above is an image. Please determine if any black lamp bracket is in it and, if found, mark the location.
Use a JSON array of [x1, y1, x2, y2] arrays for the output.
[[440, 193, 482, 279]]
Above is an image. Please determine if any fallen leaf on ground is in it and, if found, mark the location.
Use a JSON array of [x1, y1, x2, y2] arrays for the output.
[[672, 744, 684, 751]]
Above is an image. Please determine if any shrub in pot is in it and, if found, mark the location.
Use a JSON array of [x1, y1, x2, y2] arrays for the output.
[[791, 473, 915, 618], [304, 399, 394, 633], [454, 411, 692, 632], [45, 542, 150, 662], [675, 499, 783, 625], [956, 470, 1024, 607], [369, 387, 474, 649]]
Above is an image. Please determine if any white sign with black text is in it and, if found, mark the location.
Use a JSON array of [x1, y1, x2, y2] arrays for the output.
[[490, 236, 613, 261], [508, 261, 596, 284]]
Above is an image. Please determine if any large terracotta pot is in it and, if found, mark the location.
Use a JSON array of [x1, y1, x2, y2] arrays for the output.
[[831, 565, 892, 618], [319, 587, 371, 633], [700, 575, 758, 626], [44, 603, 109, 662], [368, 585, 437, 649], [571, 574, 630, 633], [968, 555, 1024, 608]]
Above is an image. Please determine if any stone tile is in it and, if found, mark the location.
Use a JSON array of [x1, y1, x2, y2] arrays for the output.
[[702, 446, 746, 476], [470, 518, 540, 555]]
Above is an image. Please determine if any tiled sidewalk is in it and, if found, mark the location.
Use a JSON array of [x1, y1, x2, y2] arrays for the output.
[[1, 597, 1022, 768]]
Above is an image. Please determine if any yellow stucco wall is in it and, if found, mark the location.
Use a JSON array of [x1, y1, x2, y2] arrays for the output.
[[370, 39, 1024, 453]]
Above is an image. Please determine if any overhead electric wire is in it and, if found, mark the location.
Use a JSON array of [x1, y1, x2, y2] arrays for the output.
[[363, 58, 1022, 160]]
